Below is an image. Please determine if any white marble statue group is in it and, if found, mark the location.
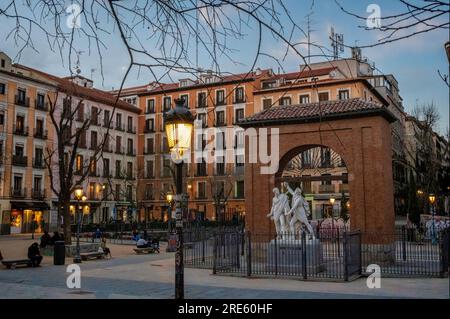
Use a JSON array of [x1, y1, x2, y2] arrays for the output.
[[267, 182, 315, 240]]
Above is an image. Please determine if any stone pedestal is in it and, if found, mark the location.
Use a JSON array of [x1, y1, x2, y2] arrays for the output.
[[267, 238, 325, 274]]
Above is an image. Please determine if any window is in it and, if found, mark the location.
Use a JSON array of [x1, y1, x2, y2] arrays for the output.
[[127, 116, 133, 132], [320, 147, 331, 167], [90, 131, 98, 149], [89, 157, 97, 175], [115, 184, 121, 201], [262, 98, 272, 110], [318, 92, 329, 102], [197, 92, 207, 108], [116, 113, 122, 130], [299, 94, 310, 104], [76, 154, 83, 172], [163, 96, 171, 111], [235, 154, 244, 167], [197, 113, 207, 127], [146, 160, 154, 178], [0, 83, 5, 95], [0, 112, 3, 125], [34, 148, 43, 167], [145, 118, 154, 132], [127, 162, 133, 179], [126, 185, 133, 201], [162, 157, 171, 177], [89, 183, 96, 200], [13, 175, 23, 192], [235, 109, 244, 123], [216, 90, 225, 105], [235, 181, 245, 198], [116, 136, 122, 153], [279, 96, 291, 106], [91, 106, 99, 125], [196, 160, 207, 176], [146, 99, 155, 113], [15, 115, 25, 133], [115, 160, 122, 178], [180, 94, 189, 107], [216, 161, 225, 175], [262, 81, 276, 89], [197, 181, 207, 199], [146, 138, 154, 154], [103, 158, 110, 177], [216, 131, 226, 150], [1, 59, 5, 68], [234, 87, 245, 103], [127, 138, 134, 155], [162, 136, 169, 153], [103, 110, 110, 127], [17, 88, 26, 104], [301, 150, 311, 168], [216, 111, 225, 126], [338, 89, 350, 100], [33, 176, 42, 194], [36, 93, 45, 108]]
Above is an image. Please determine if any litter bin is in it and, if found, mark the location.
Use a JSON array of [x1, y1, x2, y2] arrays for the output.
[[54, 241, 66, 265]]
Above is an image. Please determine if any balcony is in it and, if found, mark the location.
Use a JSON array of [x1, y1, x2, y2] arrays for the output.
[[233, 98, 246, 104], [126, 148, 136, 156], [196, 193, 207, 200], [195, 168, 207, 177], [13, 125, 29, 136], [89, 143, 98, 150], [214, 120, 226, 127], [126, 173, 135, 180], [89, 193, 100, 201], [11, 188, 27, 198], [102, 144, 113, 153], [12, 155, 28, 166], [115, 171, 124, 179], [33, 157, 45, 169], [234, 166, 244, 175], [127, 125, 136, 134], [115, 146, 124, 155], [144, 190, 154, 200], [145, 107, 155, 114], [33, 128, 48, 139], [215, 164, 226, 176], [319, 184, 336, 194], [35, 101, 48, 111], [145, 172, 155, 179], [31, 188, 45, 200], [144, 147, 154, 155], [103, 120, 112, 128], [115, 122, 125, 131], [339, 183, 350, 193], [196, 103, 208, 109], [88, 169, 100, 177], [144, 126, 155, 133], [15, 95, 30, 107], [103, 170, 112, 178]]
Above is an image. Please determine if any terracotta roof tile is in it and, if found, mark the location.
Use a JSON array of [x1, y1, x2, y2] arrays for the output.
[[240, 98, 393, 125]]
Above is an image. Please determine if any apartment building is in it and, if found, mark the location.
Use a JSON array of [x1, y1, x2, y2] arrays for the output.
[[0, 52, 55, 234], [0, 51, 140, 234]]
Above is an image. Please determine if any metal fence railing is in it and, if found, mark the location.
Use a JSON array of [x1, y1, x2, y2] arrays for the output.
[[184, 226, 450, 280]]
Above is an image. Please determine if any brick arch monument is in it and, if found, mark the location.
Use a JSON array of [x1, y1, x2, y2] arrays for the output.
[[239, 99, 397, 238]]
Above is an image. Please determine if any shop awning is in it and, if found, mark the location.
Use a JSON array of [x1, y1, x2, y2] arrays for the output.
[[10, 201, 50, 210]]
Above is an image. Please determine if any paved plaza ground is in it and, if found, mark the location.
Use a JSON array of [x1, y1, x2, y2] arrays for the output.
[[0, 234, 448, 299]]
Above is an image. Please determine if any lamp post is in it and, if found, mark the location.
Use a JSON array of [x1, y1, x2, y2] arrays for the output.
[[166, 192, 174, 232], [73, 186, 85, 263], [428, 194, 437, 245], [164, 98, 194, 300]]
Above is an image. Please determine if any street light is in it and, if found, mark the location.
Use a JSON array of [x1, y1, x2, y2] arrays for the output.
[[164, 98, 194, 300], [73, 186, 84, 263], [428, 194, 437, 244], [329, 197, 336, 218]]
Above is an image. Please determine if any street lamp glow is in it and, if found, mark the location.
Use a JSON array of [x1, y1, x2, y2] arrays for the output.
[[428, 194, 436, 205], [166, 192, 173, 203], [82, 195, 87, 202], [329, 197, 335, 205], [74, 186, 84, 200], [417, 189, 423, 196], [164, 98, 195, 161]]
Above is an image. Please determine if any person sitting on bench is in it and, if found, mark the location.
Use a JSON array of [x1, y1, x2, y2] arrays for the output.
[[40, 231, 51, 248], [136, 238, 149, 248], [27, 243, 43, 267], [101, 237, 111, 258], [151, 238, 160, 253]]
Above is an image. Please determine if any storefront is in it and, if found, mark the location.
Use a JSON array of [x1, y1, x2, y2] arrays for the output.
[[9, 201, 50, 234]]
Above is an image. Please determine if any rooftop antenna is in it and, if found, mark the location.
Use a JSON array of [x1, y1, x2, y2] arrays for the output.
[[74, 50, 84, 75], [330, 27, 344, 60], [305, 11, 315, 65]]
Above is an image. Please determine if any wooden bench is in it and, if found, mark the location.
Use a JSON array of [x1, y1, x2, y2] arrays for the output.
[[133, 247, 155, 254], [80, 252, 106, 261], [2, 259, 33, 269]]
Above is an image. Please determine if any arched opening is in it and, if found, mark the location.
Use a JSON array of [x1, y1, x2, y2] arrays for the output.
[[275, 145, 350, 227]]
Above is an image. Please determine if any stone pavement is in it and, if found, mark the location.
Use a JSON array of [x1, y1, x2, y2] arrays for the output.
[[0, 235, 449, 299]]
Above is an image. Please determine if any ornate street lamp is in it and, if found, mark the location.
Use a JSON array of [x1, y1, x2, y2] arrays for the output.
[[428, 194, 437, 244], [73, 186, 84, 263], [164, 98, 194, 300]]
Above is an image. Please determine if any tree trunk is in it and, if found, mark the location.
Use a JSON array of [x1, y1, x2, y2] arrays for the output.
[[62, 199, 72, 244]]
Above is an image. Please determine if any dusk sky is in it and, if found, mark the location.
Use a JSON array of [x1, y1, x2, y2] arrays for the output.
[[0, 0, 448, 134]]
